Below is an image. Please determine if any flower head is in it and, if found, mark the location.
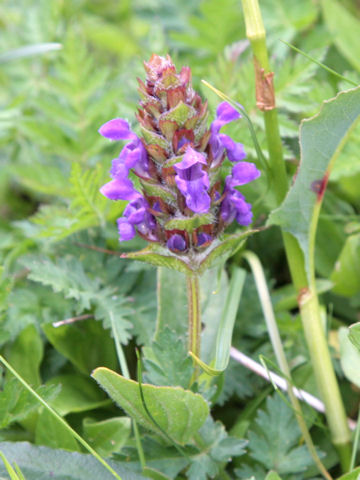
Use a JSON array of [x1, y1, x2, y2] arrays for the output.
[[99, 54, 260, 253]]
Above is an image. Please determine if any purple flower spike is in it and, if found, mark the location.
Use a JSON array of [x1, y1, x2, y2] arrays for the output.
[[167, 234, 187, 251], [174, 147, 210, 214], [99, 118, 137, 141]]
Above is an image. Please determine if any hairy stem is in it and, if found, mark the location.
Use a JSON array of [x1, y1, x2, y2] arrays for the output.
[[241, 0, 351, 469], [187, 274, 201, 382]]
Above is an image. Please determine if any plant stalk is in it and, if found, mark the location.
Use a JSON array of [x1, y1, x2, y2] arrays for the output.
[[243, 251, 332, 480], [187, 274, 201, 382], [241, 0, 351, 469]]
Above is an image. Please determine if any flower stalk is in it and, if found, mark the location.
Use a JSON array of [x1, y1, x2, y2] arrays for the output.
[[241, 0, 351, 469], [187, 274, 201, 382]]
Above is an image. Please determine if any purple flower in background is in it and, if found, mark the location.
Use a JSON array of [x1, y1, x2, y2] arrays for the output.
[[174, 147, 210, 214], [99, 55, 260, 250]]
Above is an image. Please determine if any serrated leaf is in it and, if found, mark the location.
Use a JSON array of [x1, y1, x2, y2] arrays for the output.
[[0, 442, 146, 480], [143, 328, 193, 388], [164, 213, 213, 233], [268, 86, 360, 279], [247, 395, 313, 474], [92, 367, 209, 445], [187, 417, 246, 480]]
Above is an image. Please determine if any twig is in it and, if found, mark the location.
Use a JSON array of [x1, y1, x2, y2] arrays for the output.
[[230, 346, 356, 431], [52, 313, 93, 328]]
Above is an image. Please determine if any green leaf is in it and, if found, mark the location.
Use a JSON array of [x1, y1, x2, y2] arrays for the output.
[[321, 0, 360, 72], [0, 380, 59, 429], [82, 417, 131, 457], [143, 327, 193, 388], [92, 367, 209, 445], [191, 267, 246, 375], [247, 395, 313, 475], [42, 320, 117, 375], [23, 255, 132, 345], [339, 327, 360, 388], [265, 472, 283, 480], [6, 325, 43, 388], [0, 451, 25, 480], [331, 234, 360, 296], [0, 442, 146, 480], [140, 126, 169, 150], [268, 86, 360, 279], [164, 213, 213, 233], [35, 408, 80, 451], [155, 268, 188, 338], [337, 467, 360, 480], [349, 322, 360, 352], [187, 417, 246, 480], [46, 374, 109, 415], [142, 467, 172, 480]]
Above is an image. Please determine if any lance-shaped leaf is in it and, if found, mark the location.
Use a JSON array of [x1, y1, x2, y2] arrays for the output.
[[92, 367, 209, 445], [268, 86, 360, 279]]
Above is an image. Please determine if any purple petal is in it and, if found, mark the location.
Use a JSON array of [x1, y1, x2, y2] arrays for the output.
[[197, 233, 212, 246], [100, 178, 140, 201], [117, 218, 136, 241], [211, 102, 241, 134], [175, 176, 211, 213], [174, 147, 207, 171], [99, 118, 137, 141], [167, 234, 187, 251], [218, 134, 247, 163], [230, 162, 261, 186]]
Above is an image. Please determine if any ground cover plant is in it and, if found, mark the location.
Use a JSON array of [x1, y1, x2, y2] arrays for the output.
[[0, 0, 360, 479]]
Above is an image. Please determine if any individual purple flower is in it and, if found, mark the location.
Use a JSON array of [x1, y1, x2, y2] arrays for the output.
[[167, 233, 187, 252], [210, 102, 246, 164], [221, 187, 253, 226], [220, 162, 260, 226], [117, 196, 156, 242], [99, 118, 149, 201], [99, 118, 137, 141], [174, 147, 210, 214]]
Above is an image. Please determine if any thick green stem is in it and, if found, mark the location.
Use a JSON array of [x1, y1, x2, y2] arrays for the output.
[[299, 290, 351, 468], [241, 0, 351, 469], [187, 275, 201, 381]]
